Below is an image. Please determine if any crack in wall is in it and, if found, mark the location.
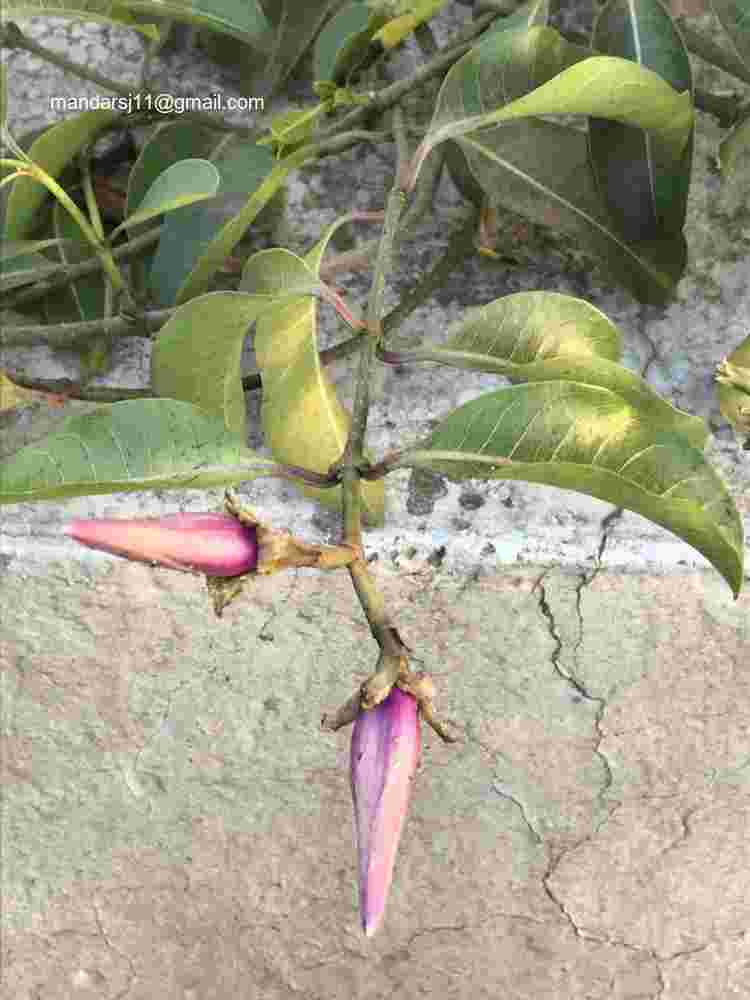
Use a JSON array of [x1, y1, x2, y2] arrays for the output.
[[655, 805, 701, 863], [470, 728, 546, 844], [533, 570, 614, 808], [257, 568, 300, 642], [541, 862, 594, 942], [91, 900, 136, 1000], [491, 784, 543, 844], [652, 960, 666, 1000], [539, 867, 668, 1000], [573, 505, 623, 658], [533, 565, 630, 964]]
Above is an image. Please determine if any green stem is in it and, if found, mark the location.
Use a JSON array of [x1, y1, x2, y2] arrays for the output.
[[79, 150, 105, 242], [26, 165, 125, 292], [377, 344, 482, 368], [340, 112, 409, 665], [77, 148, 117, 381], [0, 157, 27, 172]]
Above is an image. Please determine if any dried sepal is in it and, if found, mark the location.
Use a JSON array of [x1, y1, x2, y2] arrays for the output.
[[223, 490, 358, 574]]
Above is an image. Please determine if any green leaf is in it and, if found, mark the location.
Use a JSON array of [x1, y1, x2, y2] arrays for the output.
[[709, 0, 750, 71], [124, 120, 222, 299], [264, 0, 344, 95], [0, 398, 275, 504], [120, 0, 271, 45], [241, 246, 385, 524], [442, 7, 568, 210], [589, 0, 693, 241], [0, 0, 270, 47], [163, 141, 276, 306], [399, 382, 744, 597], [148, 201, 224, 307], [125, 122, 222, 219], [419, 23, 690, 300], [151, 280, 331, 436], [4, 110, 120, 240], [112, 158, 220, 238], [458, 117, 686, 303], [303, 213, 360, 273], [420, 29, 693, 172], [174, 150, 288, 304], [128, 134, 276, 306], [0, 0, 159, 37], [371, 0, 448, 49], [416, 291, 707, 448], [481, 0, 550, 37], [434, 23, 588, 134], [313, 3, 386, 83]]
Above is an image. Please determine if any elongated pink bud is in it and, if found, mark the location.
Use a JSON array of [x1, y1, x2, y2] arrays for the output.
[[350, 686, 420, 937], [63, 513, 257, 577]]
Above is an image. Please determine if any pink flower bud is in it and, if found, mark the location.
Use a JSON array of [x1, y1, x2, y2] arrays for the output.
[[63, 513, 258, 577], [350, 686, 420, 937]]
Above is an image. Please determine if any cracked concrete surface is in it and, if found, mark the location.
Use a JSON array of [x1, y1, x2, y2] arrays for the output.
[[2, 5, 750, 998], [3, 560, 749, 999]]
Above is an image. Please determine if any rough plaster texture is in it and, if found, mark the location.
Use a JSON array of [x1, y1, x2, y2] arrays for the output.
[[2, 3, 750, 998], [2, 562, 750, 998]]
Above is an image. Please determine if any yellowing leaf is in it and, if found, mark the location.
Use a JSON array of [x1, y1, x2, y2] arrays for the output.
[[242, 243, 385, 524]]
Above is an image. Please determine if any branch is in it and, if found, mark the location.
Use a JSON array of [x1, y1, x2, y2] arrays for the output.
[[3, 226, 163, 309], [1, 371, 154, 401], [675, 17, 750, 87], [339, 110, 410, 682], [1, 309, 171, 347]]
